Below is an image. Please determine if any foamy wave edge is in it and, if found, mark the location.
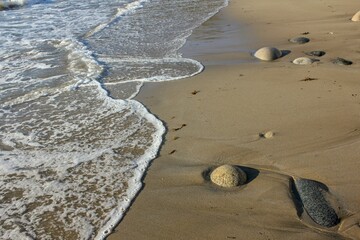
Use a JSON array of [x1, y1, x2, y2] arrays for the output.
[[93, 0, 230, 239], [0, 0, 231, 238], [94, 99, 165, 240]]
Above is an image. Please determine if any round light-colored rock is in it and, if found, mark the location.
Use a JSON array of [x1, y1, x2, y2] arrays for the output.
[[210, 165, 247, 187], [351, 11, 360, 21], [254, 47, 282, 61], [292, 57, 313, 65]]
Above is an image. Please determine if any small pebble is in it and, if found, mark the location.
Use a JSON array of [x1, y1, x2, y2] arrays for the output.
[[259, 131, 274, 139]]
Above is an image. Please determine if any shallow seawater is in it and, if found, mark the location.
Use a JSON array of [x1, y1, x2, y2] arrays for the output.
[[0, 0, 228, 239]]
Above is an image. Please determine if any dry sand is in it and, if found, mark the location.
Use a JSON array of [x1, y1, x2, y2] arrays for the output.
[[109, 0, 360, 239]]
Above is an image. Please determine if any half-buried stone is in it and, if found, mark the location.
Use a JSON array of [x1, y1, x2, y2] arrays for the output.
[[305, 51, 326, 57], [210, 165, 247, 188], [254, 47, 282, 61], [332, 58, 353, 66], [291, 178, 340, 228], [351, 11, 360, 21], [292, 57, 314, 65], [289, 37, 310, 44]]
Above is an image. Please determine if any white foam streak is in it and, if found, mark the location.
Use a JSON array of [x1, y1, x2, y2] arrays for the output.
[[99, 57, 204, 84], [52, 39, 104, 89], [85, 0, 149, 38]]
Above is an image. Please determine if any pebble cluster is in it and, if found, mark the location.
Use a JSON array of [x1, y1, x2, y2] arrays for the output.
[[253, 12, 360, 66]]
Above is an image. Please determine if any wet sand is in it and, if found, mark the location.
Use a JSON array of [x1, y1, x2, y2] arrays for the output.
[[109, 0, 360, 239]]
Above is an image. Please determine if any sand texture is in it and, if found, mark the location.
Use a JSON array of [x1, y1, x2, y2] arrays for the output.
[[109, 0, 360, 239]]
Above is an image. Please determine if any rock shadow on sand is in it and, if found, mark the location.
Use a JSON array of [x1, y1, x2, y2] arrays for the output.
[[281, 50, 291, 57]]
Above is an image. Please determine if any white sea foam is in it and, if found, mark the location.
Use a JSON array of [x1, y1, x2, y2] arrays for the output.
[[85, 0, 149, 38], [99, 57, 205, 83]]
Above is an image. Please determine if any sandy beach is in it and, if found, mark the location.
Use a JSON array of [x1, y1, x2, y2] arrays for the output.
[[109, 0, 360, 239]]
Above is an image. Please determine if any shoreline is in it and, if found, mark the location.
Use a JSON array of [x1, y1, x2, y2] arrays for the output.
[[109, 0, 360, 239]]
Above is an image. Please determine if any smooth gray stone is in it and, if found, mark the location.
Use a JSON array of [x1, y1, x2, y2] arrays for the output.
[[293, 178, 339, 227], [305, 51, 326, 57], [332, 58, 353, 65], [254, 47, 282, 61], [289, 37, 310, 44]]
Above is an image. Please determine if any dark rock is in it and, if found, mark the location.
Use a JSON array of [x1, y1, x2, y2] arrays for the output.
[[289, 37, 310, 44], [292, 178, 340, 228], [0, 1, 25, 11], [305, 51, 326, 57], [332, 58, 353, 66]]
